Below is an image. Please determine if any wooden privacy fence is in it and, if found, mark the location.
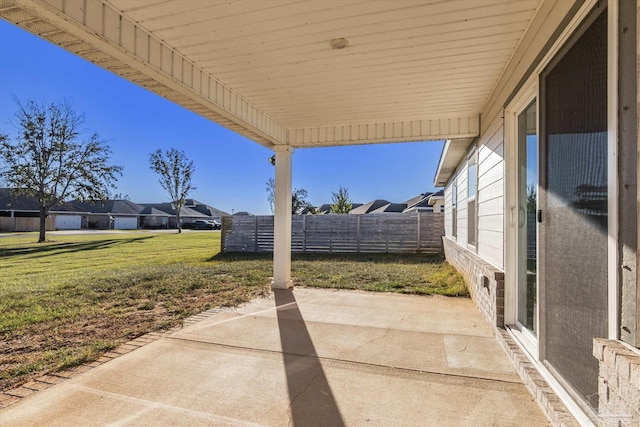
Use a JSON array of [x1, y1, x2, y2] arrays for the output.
[[0, 216, 54, 232], [221, 212, 444, 254]]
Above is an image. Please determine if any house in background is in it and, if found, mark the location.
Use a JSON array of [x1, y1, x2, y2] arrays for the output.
[[303, 203, 364, 214], [348, 199, 391, 214], [304, 192, 442, 215], [368, 202, 407, 214], [136, 203, 210, 229], [401, 191, 444, 213], [138, 206, 171, 229], [426, 190, 445, 213], [184, 199, 230, 222], [0, 188, 225, 231], [232, 211, 254, 217], [0, 188, 54, 232], [64, 199, 144, 230]]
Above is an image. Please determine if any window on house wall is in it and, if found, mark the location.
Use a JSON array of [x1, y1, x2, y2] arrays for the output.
[[452, 180, 457, 238], [467, 150, 477, 247]]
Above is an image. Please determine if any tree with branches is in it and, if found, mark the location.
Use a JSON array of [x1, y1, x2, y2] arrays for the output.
[[330, 186, 353, 214], [0, 99, 122, 242], [265, 177, 314, 214], [149, 148, 196, 233]]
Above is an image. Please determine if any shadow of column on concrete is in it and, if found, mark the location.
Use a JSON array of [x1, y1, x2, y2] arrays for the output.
[[274, 289, 345, 427]]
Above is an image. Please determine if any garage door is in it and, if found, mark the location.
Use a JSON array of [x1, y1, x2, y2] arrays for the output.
[[55, 215, 81, 230], [114, 217, 137, 230]]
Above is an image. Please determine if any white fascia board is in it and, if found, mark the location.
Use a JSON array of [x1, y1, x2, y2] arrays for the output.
[[287, 116, 479, 148], [10, 0, 286, 147], [427, 196, 444, 206], [433, 139, 453, 188], [433, 137, 475, 187]]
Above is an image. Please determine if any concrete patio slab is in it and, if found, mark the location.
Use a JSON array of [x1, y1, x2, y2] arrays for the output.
[[0, 288, 549, 426]]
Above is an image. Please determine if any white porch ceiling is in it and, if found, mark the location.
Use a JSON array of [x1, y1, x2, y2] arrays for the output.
[[0, 0, 542, 149]]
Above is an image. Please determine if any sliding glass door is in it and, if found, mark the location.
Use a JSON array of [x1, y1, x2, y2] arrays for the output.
[[539, 7, 608, 410]]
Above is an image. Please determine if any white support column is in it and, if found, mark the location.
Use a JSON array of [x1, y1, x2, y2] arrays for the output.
[[272, 145, 294, 289]]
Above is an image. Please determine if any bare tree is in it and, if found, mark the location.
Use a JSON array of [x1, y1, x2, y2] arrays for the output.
[[111, 192, 131, 201], [292, 188, 313, 214], [265, 177, 314, 214], [330, 186, 353, 214], [0, 99, 122, 242], [266, 177, 276, 214], [149, 148, 195, 233]]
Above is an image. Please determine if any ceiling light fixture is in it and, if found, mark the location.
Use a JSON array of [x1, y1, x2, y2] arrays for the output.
[[330, 38, 349, 49]]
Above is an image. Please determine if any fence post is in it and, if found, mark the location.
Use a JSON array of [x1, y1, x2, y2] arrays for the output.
[[253, 215, 258, 252], [220, 216, 227, 252], [329, 219, 333, 253], [302, 214, 307, 253], [356, 215, 361, 252], [417, 212, 421, 253]]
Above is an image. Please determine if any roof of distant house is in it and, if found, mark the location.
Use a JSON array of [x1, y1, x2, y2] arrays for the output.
[[138, 203, 208, 218], [427, 189, 445, 205], [0, 188, 229, 218], [403, 192, 433, 210], [139, 206, 172, 216], [65, 199, 144, 215], [349, 199, 390, 214], [0, 188, 87, 212], [0, 188, 42, 211], [369, 202, 408, 214], [185, 199, 230, 217]]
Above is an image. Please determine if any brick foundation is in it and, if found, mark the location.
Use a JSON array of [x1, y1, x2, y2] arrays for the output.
[[442, 237, 504, 329], [443, 236, 640, 427], [443, 236, 578, 426], [593, 339, 640, 426]]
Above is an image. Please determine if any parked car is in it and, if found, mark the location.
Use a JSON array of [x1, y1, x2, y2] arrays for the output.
[[183, 220, 215, 230], [209, 220, 221, 230]]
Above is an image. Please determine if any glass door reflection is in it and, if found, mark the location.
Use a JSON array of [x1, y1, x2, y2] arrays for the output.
[[517, 99, 537, 336]]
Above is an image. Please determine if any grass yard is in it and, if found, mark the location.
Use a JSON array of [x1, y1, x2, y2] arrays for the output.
[[0, 231, 466, 391]]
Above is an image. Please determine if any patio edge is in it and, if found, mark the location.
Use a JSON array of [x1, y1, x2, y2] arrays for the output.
[[0, 307, 225, 409]]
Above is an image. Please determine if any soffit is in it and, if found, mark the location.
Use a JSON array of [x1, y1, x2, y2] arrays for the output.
[[109, 0, 540, 129], [0, 0, 542, 149], [434, 138, 474, 187]]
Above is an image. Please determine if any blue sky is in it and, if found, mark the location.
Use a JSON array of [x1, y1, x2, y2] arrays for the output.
[[0, 20, 444, 215]]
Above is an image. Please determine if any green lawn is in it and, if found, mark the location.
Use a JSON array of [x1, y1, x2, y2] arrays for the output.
[[0, 231, 466, 391]]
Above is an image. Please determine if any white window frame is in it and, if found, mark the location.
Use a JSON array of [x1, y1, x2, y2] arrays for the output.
[[451, 178, 457, 239], [466, 147, 478, 250]]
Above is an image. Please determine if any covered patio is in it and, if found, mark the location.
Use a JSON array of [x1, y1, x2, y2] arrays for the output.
[[3, 1, 635, 425], [0, 288, 548, 426], [0, 0, 535, 287]]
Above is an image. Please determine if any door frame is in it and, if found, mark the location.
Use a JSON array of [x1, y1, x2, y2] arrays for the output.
[[504, 81, 539, 357], [504, 0, 618, 423], [505, 0, 618, 343]]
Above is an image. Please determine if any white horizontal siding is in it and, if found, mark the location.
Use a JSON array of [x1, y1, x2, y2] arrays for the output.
[[476, 119, 504, 269], [477, 230, 504, 268], [456, 164, 469, 246], [444, 116, 504, 268], [444, 183, 453, 237]]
